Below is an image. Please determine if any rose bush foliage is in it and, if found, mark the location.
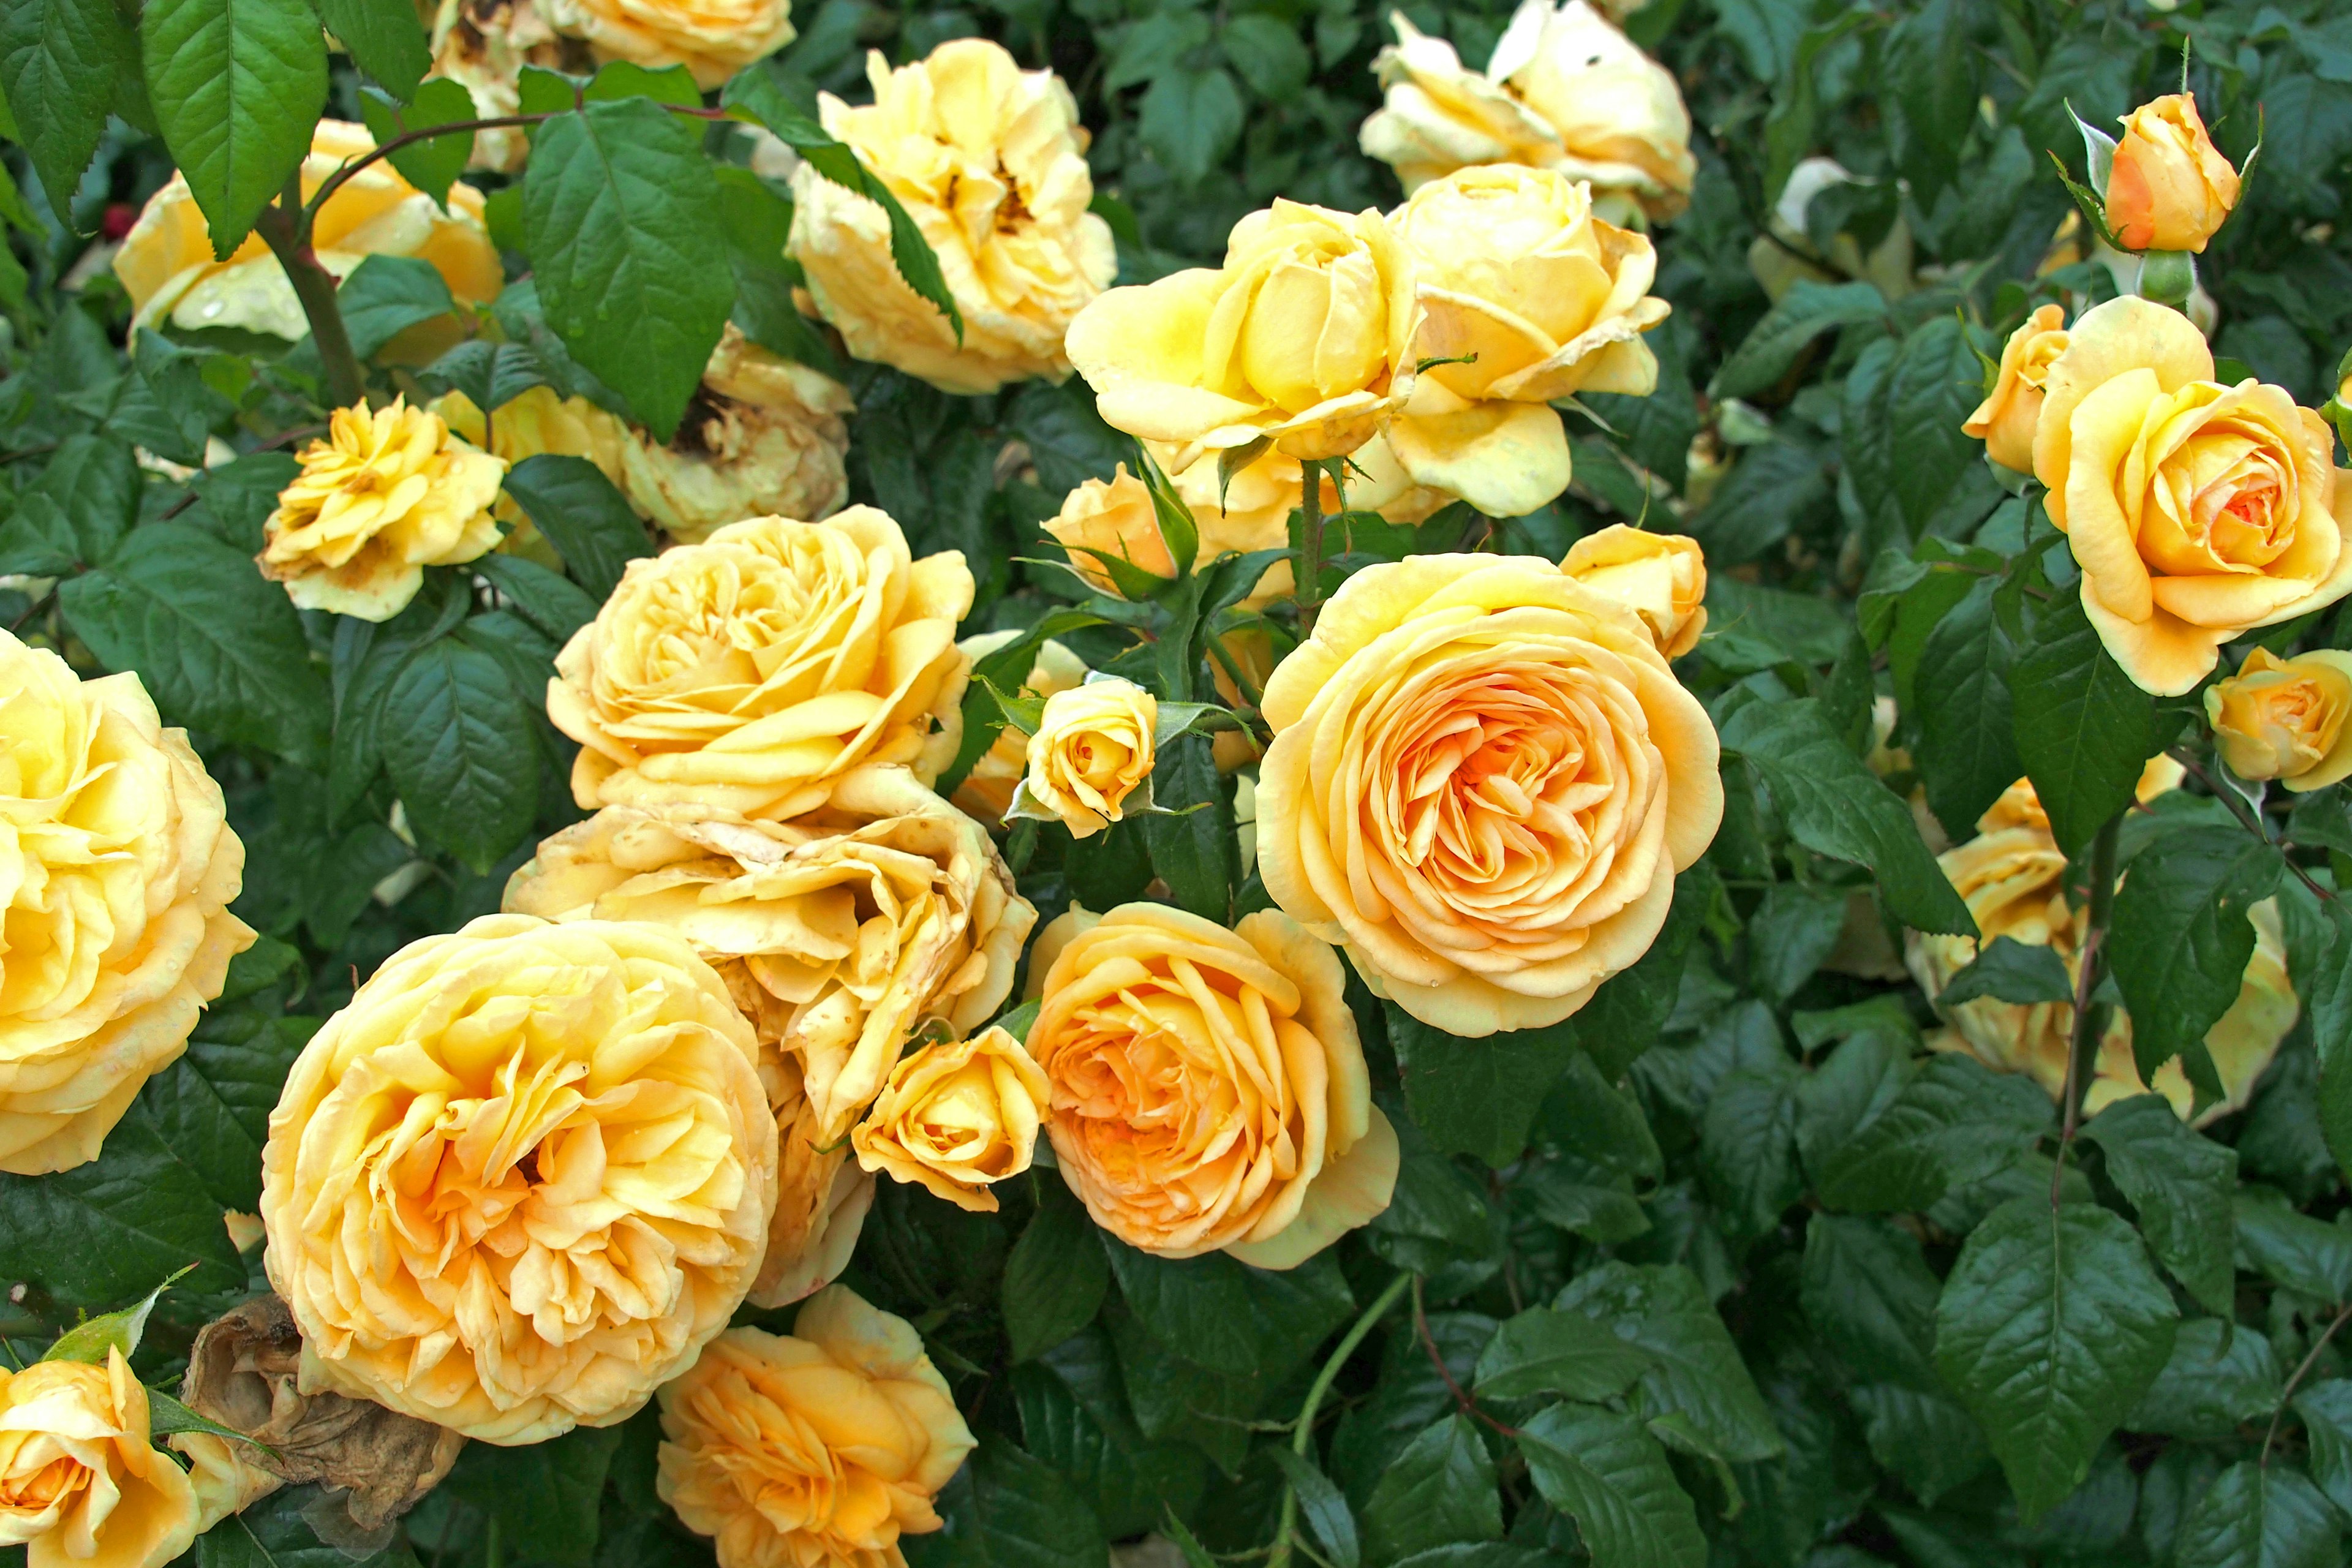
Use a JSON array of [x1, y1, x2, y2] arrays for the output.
[[13, 2, 2352, 1568]]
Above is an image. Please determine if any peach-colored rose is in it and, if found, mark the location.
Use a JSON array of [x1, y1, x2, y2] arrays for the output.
[[546, 507, 973, 820], [0, 1351, 199, 1568], [851, 1025, 1048, 1212], [657, 1291, 975, 1568], [2205, 646, 2352, 791], [951, 632, 1091, 822], [260, 915, 778, 1444], [1028, 903, 1398, 1267], [2032, 297, 2352, 695], [1018, 679, 1157, 840], [1256, 554, 1722, 1034], [1044, 464, 1174, 594], [1559, 525, 1706, 657], [1360, 0, 1694, 224], [1964, 304, 2068, 475], [2105, 93, 2241, 254], [0, 632, 254, 1175]]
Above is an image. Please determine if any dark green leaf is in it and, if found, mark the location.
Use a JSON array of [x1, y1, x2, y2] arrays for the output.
[[500, 452, 655, 599], [2007, 590, 2163, 856], [1555, 1262, 1784, 1463], [379, 638, 538, 873], [31, 433, 140, 564], [1388, 1003, 1578, 1169], [1137, 66, 1244, 183], [1474, 1308, 1653, 1403], [198, 1486, 421, 1567], [1104, 1240, 1354, 1382], [1932, 1197, 2179, 1526], [2081, 1095, 2237, 1315], [0, 0, 134, 224], [1515, 1403, 1707, 1568], [142, 0, 326, 254], [1913, 576, 2021, 836], [1849, 1384, 1989, 1508], [186, 451, 301, 554], [1814, 1051, 2052, 1213], [2108, 828, 2283, 1098], [446, 1426, 625, 1567], [1567, 865, 1714, 1080], [1003, 1182, 1109, 1363], [0, 494, 79, 575], [475, 552, 600, 643], [1689, 439, 1830, 567], [2124, 1318, 2282, 1440], [1361, 1415, 1501, 1566], [1841, 320, 1991, 550], [1267, 1447, 1361, 1568], [317, 0, 430, 99], [905, 1436, 1111, 1568], [1012, 1334, 1207, 1539], [1801, 1214, 1941, 1391], [358, 78, 478, 206], [1711, 281, 1889, 399], [2294, 1379, 2352, 1518], [1144, 734, 1231, 922], [1938, 935, 2075, 1007], [2171, 1462, 2342, 1568], [1698, 1062, 1804, 1240], [138, 1014, 313, 1212], [2233, 1196, 2352, 1305], [421, 339, 551, 420], [335, 253, 456, 360]]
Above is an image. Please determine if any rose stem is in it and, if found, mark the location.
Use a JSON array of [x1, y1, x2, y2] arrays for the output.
[[1267, 1270, 1412, 1568], [2050, 810, 2122, 1208]]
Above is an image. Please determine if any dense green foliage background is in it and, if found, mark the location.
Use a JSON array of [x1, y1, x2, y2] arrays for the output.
[[12, 1, 2352, 1566]]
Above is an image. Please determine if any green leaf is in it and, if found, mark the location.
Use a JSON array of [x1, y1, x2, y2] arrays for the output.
[[1841, 320, 1996, 550], [1103, 1240, 1354, 1383], [1721, 699, 1975, 936], [317, 0, 429, 99], [500, 452, 655, 598], [935, 608, 1109, 797], [2124, 1317, 2282, 1440], [2293, 1379, 2352, 1517], [586, 58, 699, 105], [445, 1427, 624, 1566], [380, 638, 539, 873], [0, 494, 79, 575], [185, 451, 302, 553], [1554, 1262, 1784, 1463], [0, 0, 135, 225], [1144, 734, 1232, 922], [140, 1014, 315, 1212], [421, 339, 551, 419], [1517, 1163, 1650, 1245], [145, 1387, 276, 1455], [58, 523, 332, 769], [1387, 1003, 1578, 1169], [39, 1265, 192, 1362], [1932, 1197, 2179, 1526], [524, 99, 734, 439], [1746, 880, 1849, 1002], [334, 252, 457, 358], [1539, 1050, 1662, 1181], [143, 0, 327, 255], [1473, 1308, 1653, 1403], [2108, 827, 2283, 1099], [198, 1486, 421, 1568], [358, 78, 478, 206], [904, 1436, 1111, 1568], [1689, 439, 1831, 567], [29, 432, 140, 562], [110, 333, 233, 467], [1002, 1182, 1109, 1363], [2171, 1462, 2342, 1568], [1710, 281, 1889, 400], [1800, 1215, 1942, 1391], [2232, 1196, 2352, 1304], [1938, 935, 2075, 1008], [2007, 589, 2165, 856], [475, 553, 600, 643], [1137, 66, 1244, 183], [1913, 577, 2022, 837], [1012, 1335, 1207, 1539], [1267, 1447, 1362, 1568], [1567, 864, 1714, 1080], [1515, 1403, 1708, 1568], [1848, 1384, 1989, 1507], [1218, 13, 1311, 97], [1361, 1415, 1502, 1566], [2080, 1095, 2237, 1315], [1815, 1049, 2054, 1213]]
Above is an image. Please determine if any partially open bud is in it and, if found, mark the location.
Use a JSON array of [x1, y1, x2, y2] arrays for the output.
[[2206, 647, 2352, 792], [2105, 93, 2241, 255], [1043, 464, 1174, 595]]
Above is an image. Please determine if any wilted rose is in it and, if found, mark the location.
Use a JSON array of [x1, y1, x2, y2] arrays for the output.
[[541, 0, 794, 88]]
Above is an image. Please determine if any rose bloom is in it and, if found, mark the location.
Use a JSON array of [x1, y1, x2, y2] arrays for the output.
[[113, 121, 500, 348], [1020, 678, 1158, 840], [0, 633, 254, 1175], [1560, 525, 1706, 657], [1907, 821, 2295, 1125], [0, 1351, 200, 1568], [503, 764, 1034, 1155], [2105, 92, 2241, 255], [427, 0, 592, 173], [541, 0, 793, 89], [259, 914, 778, 1444], [1360, 0, 1694, 224], [851, 1025, 1048, 1212], [258, 398, 507, 621], [2032, 296, 2352, 695], [657, 1290, 974, 1568], [790, 39, 1115, 395], [1044, 464, 1174, 595], [547, 507, 973, 820], [1028, 903, 1398, 1266], [2206, 647, 2352, 791], [1066, 200, 1419, 469], [1256, 554, 1721, 1034], [1963, 304, 2068, 475], [1385, 166, 1667, 517], [951, 631, 1090, 823]]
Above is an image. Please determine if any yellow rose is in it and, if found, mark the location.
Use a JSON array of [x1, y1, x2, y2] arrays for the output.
[[2105, 93, 2241, 255], [2032, 296, 2352, 695], [951, 631, 1090, 823], [426, 0, 590, 173], [503, 763, 1035, 1153], [790, 39, 1116, 394], [113, 121, 501, 349], [1029, 903, 1398, 1266], [540, 0, 792, 89], [657, 1291, 975, 1568], [1383, 165, 1666, 516], [0, 633, 254, 1175], [1559, 524, 1707, 657], [1978, 756, 2185, 836], [1044, 464, 1174, 595], [2205, 647, 2352, 791], [1018, 678, 1158, 840], [851, 1025, 1048, 1212], [259, 914, 778, 1444], [1360, 0, 1694, 224], [1067, 200, 1419, 468], [1907, 822, 2296, 1125], [546, 507, 973, 819], [258, 398, 507, 621], [1256, 555, 1721, 1034], [0, 1351, 199, 1568], [1963, 304, 2068, 475]]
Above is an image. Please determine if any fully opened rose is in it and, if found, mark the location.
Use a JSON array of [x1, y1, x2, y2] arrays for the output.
[[1256, 554, 1722, 1034], [259, 915, 778, 1444]]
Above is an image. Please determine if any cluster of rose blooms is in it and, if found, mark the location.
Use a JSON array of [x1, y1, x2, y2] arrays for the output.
[[2, 6, 2342, 1564]]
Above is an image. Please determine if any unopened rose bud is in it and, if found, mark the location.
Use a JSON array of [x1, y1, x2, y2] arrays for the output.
[[1043, 465, 1175, 595], [2105, 92, 2241, 254]]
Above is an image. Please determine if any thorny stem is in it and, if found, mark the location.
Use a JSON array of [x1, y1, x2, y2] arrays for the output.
[[2169, 745, 2337, 905], [2051, 812, 2122, 1208], [1267, 1273, 1411, 1568], [1413, 1275, 1518, 1439], [2265, 1301, 2352, 1464], [254, 180, 364, 410]]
